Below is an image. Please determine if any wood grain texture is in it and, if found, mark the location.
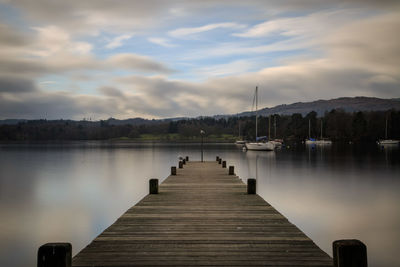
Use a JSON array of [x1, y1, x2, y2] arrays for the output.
[[73, 161, 332, 266]]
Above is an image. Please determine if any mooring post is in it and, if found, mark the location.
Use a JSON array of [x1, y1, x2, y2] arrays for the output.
[[229, 166, 234, 175], [171, 166, 176, 175], [222, 161, 226, 168], [149, 179, 158, 194], [182, 158, 186, 165], [216, 156, 219, 161], [218, 158, 222, 164], [333, 239, 367, 267], [185, 156, 189, 161], [247, 178, 256, 194], [179, 161, 183, 168], [37, 243, 72, 267]]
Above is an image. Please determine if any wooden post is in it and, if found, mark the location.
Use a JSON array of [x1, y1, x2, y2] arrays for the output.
[[247, 178, 256, 194], [149, 179, 158, 194], [229, 166, 234, 175], [216, 156, 219, 161], [37, 243, 72, 267], [185, 156, 189, 161], [333, 239, 367, 267], [179, 161, 183, 168], [171, 166, 176, 175], [182, 158, 186, 165], [222, 161, 226, 168], [218, 158, 222, 164]]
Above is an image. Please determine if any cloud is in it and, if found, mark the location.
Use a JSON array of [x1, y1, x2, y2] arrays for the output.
[[0, 76, 37, 93], [97, 86, 124, 97], [105, 34, 133, 49], [148, 37, 176, 47], [107, 54, 174, 73], [169, 22, 246, 38]]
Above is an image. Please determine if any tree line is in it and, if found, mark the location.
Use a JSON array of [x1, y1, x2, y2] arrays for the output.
[[0, 109, 399, 142]]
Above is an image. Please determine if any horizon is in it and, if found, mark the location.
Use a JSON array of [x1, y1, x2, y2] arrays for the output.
[[1, 1, 400, 120]]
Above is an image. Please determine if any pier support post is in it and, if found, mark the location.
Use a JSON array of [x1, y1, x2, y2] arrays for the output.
[[333, 239, 367, 267], [229, 166, 234, 175], [185, 156, 189, 161], [216, 156, 219, 161], [171, 166, 176, 175], [218, 158, 222, 164], [179, 161, 183, 168], [247, 178, 256, 194], [37, 243, 72, 267], [149, 179, 158, 194], [222, 161, 226, 168], [182, 159, 186, 165]]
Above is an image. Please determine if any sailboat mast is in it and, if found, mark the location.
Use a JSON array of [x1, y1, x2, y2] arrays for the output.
[[274, 116, 277, 139], [268, 115, 271, 140], [308, 119, 311, 139], [320, 119, 323, 139], [255, 86, 258, 140], [385, 117, 388, 139]]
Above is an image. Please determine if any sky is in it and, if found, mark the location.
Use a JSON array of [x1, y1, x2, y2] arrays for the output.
[[0, 0, 399, 120]]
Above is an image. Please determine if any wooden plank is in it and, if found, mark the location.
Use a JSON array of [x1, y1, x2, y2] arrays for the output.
[[73, 161, 332, 266]]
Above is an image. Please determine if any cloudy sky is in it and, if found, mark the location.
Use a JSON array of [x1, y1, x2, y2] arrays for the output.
[[0, 0, 399, 119]]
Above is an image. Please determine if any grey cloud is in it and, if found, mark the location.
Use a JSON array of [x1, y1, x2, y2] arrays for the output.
[[0, 23, 30, 47], [0, 76, 37, 93], [107, 54, 174, 74], [98, 86, 125, 97]]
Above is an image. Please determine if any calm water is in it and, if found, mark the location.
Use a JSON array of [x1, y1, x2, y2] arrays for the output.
[[0, 142, 399, 267]]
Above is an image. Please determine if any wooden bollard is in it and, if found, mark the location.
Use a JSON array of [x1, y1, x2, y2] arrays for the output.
[[179, 161, 183, 168], [149, 179, 158, 194], [171, 166, 176, 175], [185, 156, 189, 161], [222, 161, 226, 168], [247, 178, 256, 194], [216, 156, 219, 161], [37, 243, 72, 267], [333, 239, 367, 267], [218, 158, 222, 164], [229, 166, 234, 175], [182, 158, 186, 165]]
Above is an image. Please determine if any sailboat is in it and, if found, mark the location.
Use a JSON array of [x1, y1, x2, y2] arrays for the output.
[[270, 115, 283, 146], [377, 117, 399, 145], [315, 119, 332, 145], [245, 87, 274, 151], [305, 119, 316, 144], [235, 119, 246, 145]]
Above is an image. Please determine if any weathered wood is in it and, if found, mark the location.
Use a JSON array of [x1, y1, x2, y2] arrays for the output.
[[171, 166, 176, 175], [248, 178, 256, 194], [73, 161, 332, 266], [149, 179, 158, 194], [333, 239, 367, 267], [38, 243, 71, 267]]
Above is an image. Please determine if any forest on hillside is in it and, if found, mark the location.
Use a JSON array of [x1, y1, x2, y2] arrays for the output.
[[0, 109, 399, 142]]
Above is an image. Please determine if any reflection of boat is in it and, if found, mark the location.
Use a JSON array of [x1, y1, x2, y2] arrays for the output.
[[245, 87, 274, 151], [235, 119, 246, 145], [305, 119, 316, 144], [377, 117, 399, 145]]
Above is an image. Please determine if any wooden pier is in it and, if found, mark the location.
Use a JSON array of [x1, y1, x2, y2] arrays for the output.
[[69, 160, 333, 266]]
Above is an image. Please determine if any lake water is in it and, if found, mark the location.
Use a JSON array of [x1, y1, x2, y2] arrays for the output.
[[0, 142, 399, 267]]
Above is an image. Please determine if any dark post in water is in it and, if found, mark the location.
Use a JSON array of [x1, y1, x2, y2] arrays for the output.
[[185, 156, 189, 161], [218, 158, 222, 164], [229, 166, 234, 175], [171, 166, 176, 175], [247, 178, 256, 194], [37, 243, 72, 267], [149, 179, 158, 194], [200, 129, 205, 162], [216, 156, 219, 161], [222, 161, 226, 168], [182, 158, 186, 165], [333, 239, 367, 267], [179, 161, 183, 168]]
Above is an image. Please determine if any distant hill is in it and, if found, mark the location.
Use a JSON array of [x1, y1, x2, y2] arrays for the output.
[[215, 97, 400, 118], [1, 97, 399, 125]]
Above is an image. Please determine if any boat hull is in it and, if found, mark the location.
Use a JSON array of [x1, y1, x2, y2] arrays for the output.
[[377, 139, 399, 145], [245, 142, 275, 151]]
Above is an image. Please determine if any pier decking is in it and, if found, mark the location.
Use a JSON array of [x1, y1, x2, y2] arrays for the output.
[[72, 161, 333, 266]]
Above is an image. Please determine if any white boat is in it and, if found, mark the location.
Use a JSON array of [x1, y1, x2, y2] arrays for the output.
[[305, 119, 332, 145], [235, 140, 246, 145], [245, 86, 274, 151], [377, 117, 399, 145]]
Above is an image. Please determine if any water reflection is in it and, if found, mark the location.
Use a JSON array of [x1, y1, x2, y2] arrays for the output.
[[0, 142, 399, 267]]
